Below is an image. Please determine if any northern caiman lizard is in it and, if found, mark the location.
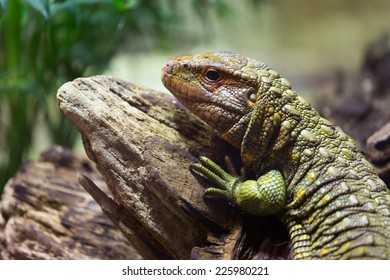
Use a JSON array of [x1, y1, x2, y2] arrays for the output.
[[161, 51, 390, 259]]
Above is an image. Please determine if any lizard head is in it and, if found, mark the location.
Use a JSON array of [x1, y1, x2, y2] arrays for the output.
[[162, 51, 269, 148]]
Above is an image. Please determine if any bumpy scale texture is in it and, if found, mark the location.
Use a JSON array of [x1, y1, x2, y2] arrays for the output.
[[236, 170, 286, 216], [161, 51, 390, 259]]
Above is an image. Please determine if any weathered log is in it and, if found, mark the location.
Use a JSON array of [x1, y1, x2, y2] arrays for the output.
[[0, 146, 140, 259], [56, 76, 292, 260]]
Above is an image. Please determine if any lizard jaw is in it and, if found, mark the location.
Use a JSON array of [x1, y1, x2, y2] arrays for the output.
[[162, 60, 244, 132]]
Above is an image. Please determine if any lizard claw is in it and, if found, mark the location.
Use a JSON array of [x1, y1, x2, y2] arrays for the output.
[[191, 156, 286, 216], [191, 156, 242, 203]]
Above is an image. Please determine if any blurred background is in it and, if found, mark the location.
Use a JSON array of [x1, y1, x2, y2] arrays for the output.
[[1, 0, 390, 194]]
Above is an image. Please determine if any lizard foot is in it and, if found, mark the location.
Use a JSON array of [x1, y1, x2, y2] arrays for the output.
[[191, 156, 287, 216]]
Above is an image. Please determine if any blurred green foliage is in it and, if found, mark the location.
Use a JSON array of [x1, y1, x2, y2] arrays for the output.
[[0, 0, 262, 194]]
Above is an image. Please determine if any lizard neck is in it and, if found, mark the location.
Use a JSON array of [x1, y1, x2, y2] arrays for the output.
[[239, 83, 310, 175]]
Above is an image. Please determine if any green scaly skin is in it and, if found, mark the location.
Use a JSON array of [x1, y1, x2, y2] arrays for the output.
[[161, 51, 390, 259]]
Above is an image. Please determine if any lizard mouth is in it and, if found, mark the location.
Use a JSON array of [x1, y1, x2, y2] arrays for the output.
[[161, 64, 211, 104], [162, 61, 245, 112], [162, 63, 243, 131]]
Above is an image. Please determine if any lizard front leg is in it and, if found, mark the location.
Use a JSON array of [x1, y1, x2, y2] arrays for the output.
[[192, 156, 287, 216]]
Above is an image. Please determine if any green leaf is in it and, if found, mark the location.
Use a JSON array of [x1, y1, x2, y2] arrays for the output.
[[0, 0, 7, 9], [112, 0, 139, 10], [26, 0, 49, 19]]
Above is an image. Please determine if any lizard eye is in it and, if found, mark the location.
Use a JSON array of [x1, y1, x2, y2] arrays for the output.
[[245, 88, 257, 104], [205, 69, 221, 82], [248, 93, 257, 103]]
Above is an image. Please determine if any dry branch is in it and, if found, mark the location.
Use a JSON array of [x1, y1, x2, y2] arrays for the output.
[[56, 76, 291, 260]]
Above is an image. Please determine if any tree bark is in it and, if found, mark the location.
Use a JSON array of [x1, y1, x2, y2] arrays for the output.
[[56, 76, 292, 260], [0, 146, 140, 259]]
